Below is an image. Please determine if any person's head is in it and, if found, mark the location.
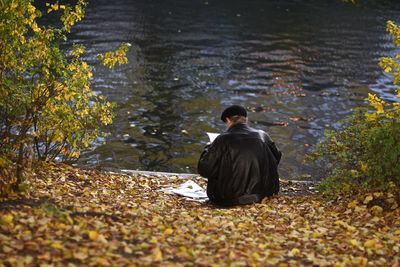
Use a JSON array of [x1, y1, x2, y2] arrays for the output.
[[220, 105, 248, 129]]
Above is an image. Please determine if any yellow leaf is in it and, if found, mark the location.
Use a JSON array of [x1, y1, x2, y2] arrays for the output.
[[258, 243, 267, 250], [98, 234, 108, 244], [363, 195, 373, 205], [51, 242, 64, 250], [288, 248, 300, 257], [365, 112, 377, 122], [66, 215, 74, 224], [73, 251, 88, 260], [95, 257, 110, 266], [252, 252, 261, 259], [352, 256, 368, 266], [229, 251, 236, 259], [124, 246, 133, 254], [360, 162, 368, 173], [149, 237, 158, 244], [367, 93, 386, 114], [370, 205, 383, 215], [3, 246, 12, 253], [347, 200, 358, 209], [24, 256, 33, 264], [152, 247, 163, 262], [349, 239, 360, 248], [176, 246, 190, 259], [88, 230, 99, 241], [164, 228, 173, 235], [1, 214, 14, 225], [364, 239, 376, 248]]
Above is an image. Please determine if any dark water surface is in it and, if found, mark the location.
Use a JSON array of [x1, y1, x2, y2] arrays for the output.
[[63, 0, 400, 178]]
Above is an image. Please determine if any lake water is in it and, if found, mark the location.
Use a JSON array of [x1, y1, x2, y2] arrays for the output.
[[58, 0, 400, 178]]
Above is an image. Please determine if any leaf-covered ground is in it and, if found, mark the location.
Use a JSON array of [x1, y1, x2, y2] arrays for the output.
[[0, 163, 399, 267]]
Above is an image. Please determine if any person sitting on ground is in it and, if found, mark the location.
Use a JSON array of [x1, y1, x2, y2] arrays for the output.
[[198, 105, 282, 206]]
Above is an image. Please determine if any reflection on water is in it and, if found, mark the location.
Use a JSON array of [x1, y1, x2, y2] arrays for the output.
[[62, 0, 400, 178]]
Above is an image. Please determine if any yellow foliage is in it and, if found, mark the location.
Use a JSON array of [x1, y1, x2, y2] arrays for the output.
[[367, 93, 385, 114], [98, 43, 131, 69], [315, 21, 400, 194], [0, 0, 129, 176]]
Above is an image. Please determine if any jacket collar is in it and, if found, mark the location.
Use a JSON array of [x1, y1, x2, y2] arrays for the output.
[[227, 123, 250, 133]]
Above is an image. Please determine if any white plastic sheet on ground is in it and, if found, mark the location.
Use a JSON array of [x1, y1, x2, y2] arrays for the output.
[[159, 180, 208, 202]]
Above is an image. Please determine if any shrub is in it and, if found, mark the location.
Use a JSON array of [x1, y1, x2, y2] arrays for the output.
[[312, 21, 400, 196], [0, 0, 129, 193]]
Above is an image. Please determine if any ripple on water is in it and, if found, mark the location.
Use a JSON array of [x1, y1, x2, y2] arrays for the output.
[[55, 0, 400, 178]]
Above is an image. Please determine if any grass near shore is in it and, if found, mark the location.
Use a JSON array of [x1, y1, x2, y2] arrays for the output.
[[0, 163, 399, 266]]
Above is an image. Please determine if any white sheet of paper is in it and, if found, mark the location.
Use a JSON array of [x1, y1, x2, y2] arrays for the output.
[[160, 180, 208, 200], [206, 132, 220, 143]]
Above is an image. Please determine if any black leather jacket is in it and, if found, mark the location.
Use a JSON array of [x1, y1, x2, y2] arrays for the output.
[[198, 123, 282, 206]]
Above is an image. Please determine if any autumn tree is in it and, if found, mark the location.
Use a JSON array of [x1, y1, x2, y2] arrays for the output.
[[0, 0, 130, 193], [312, 21, 400, 195]]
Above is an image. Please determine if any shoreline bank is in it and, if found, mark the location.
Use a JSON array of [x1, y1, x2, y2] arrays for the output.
[[76, 166, 318, 197]]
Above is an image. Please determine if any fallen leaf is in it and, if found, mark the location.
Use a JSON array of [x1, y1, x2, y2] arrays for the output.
[[88, 230, 99, 241], [363, 195, 373, 204], [0, 214, 14, 225], [364, 239, 376, 249], [152, 247, 163, 262], [164, 228, 173, 235]]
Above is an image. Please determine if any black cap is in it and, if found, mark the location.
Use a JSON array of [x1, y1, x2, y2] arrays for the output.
[[220, 105, 247, 122]]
